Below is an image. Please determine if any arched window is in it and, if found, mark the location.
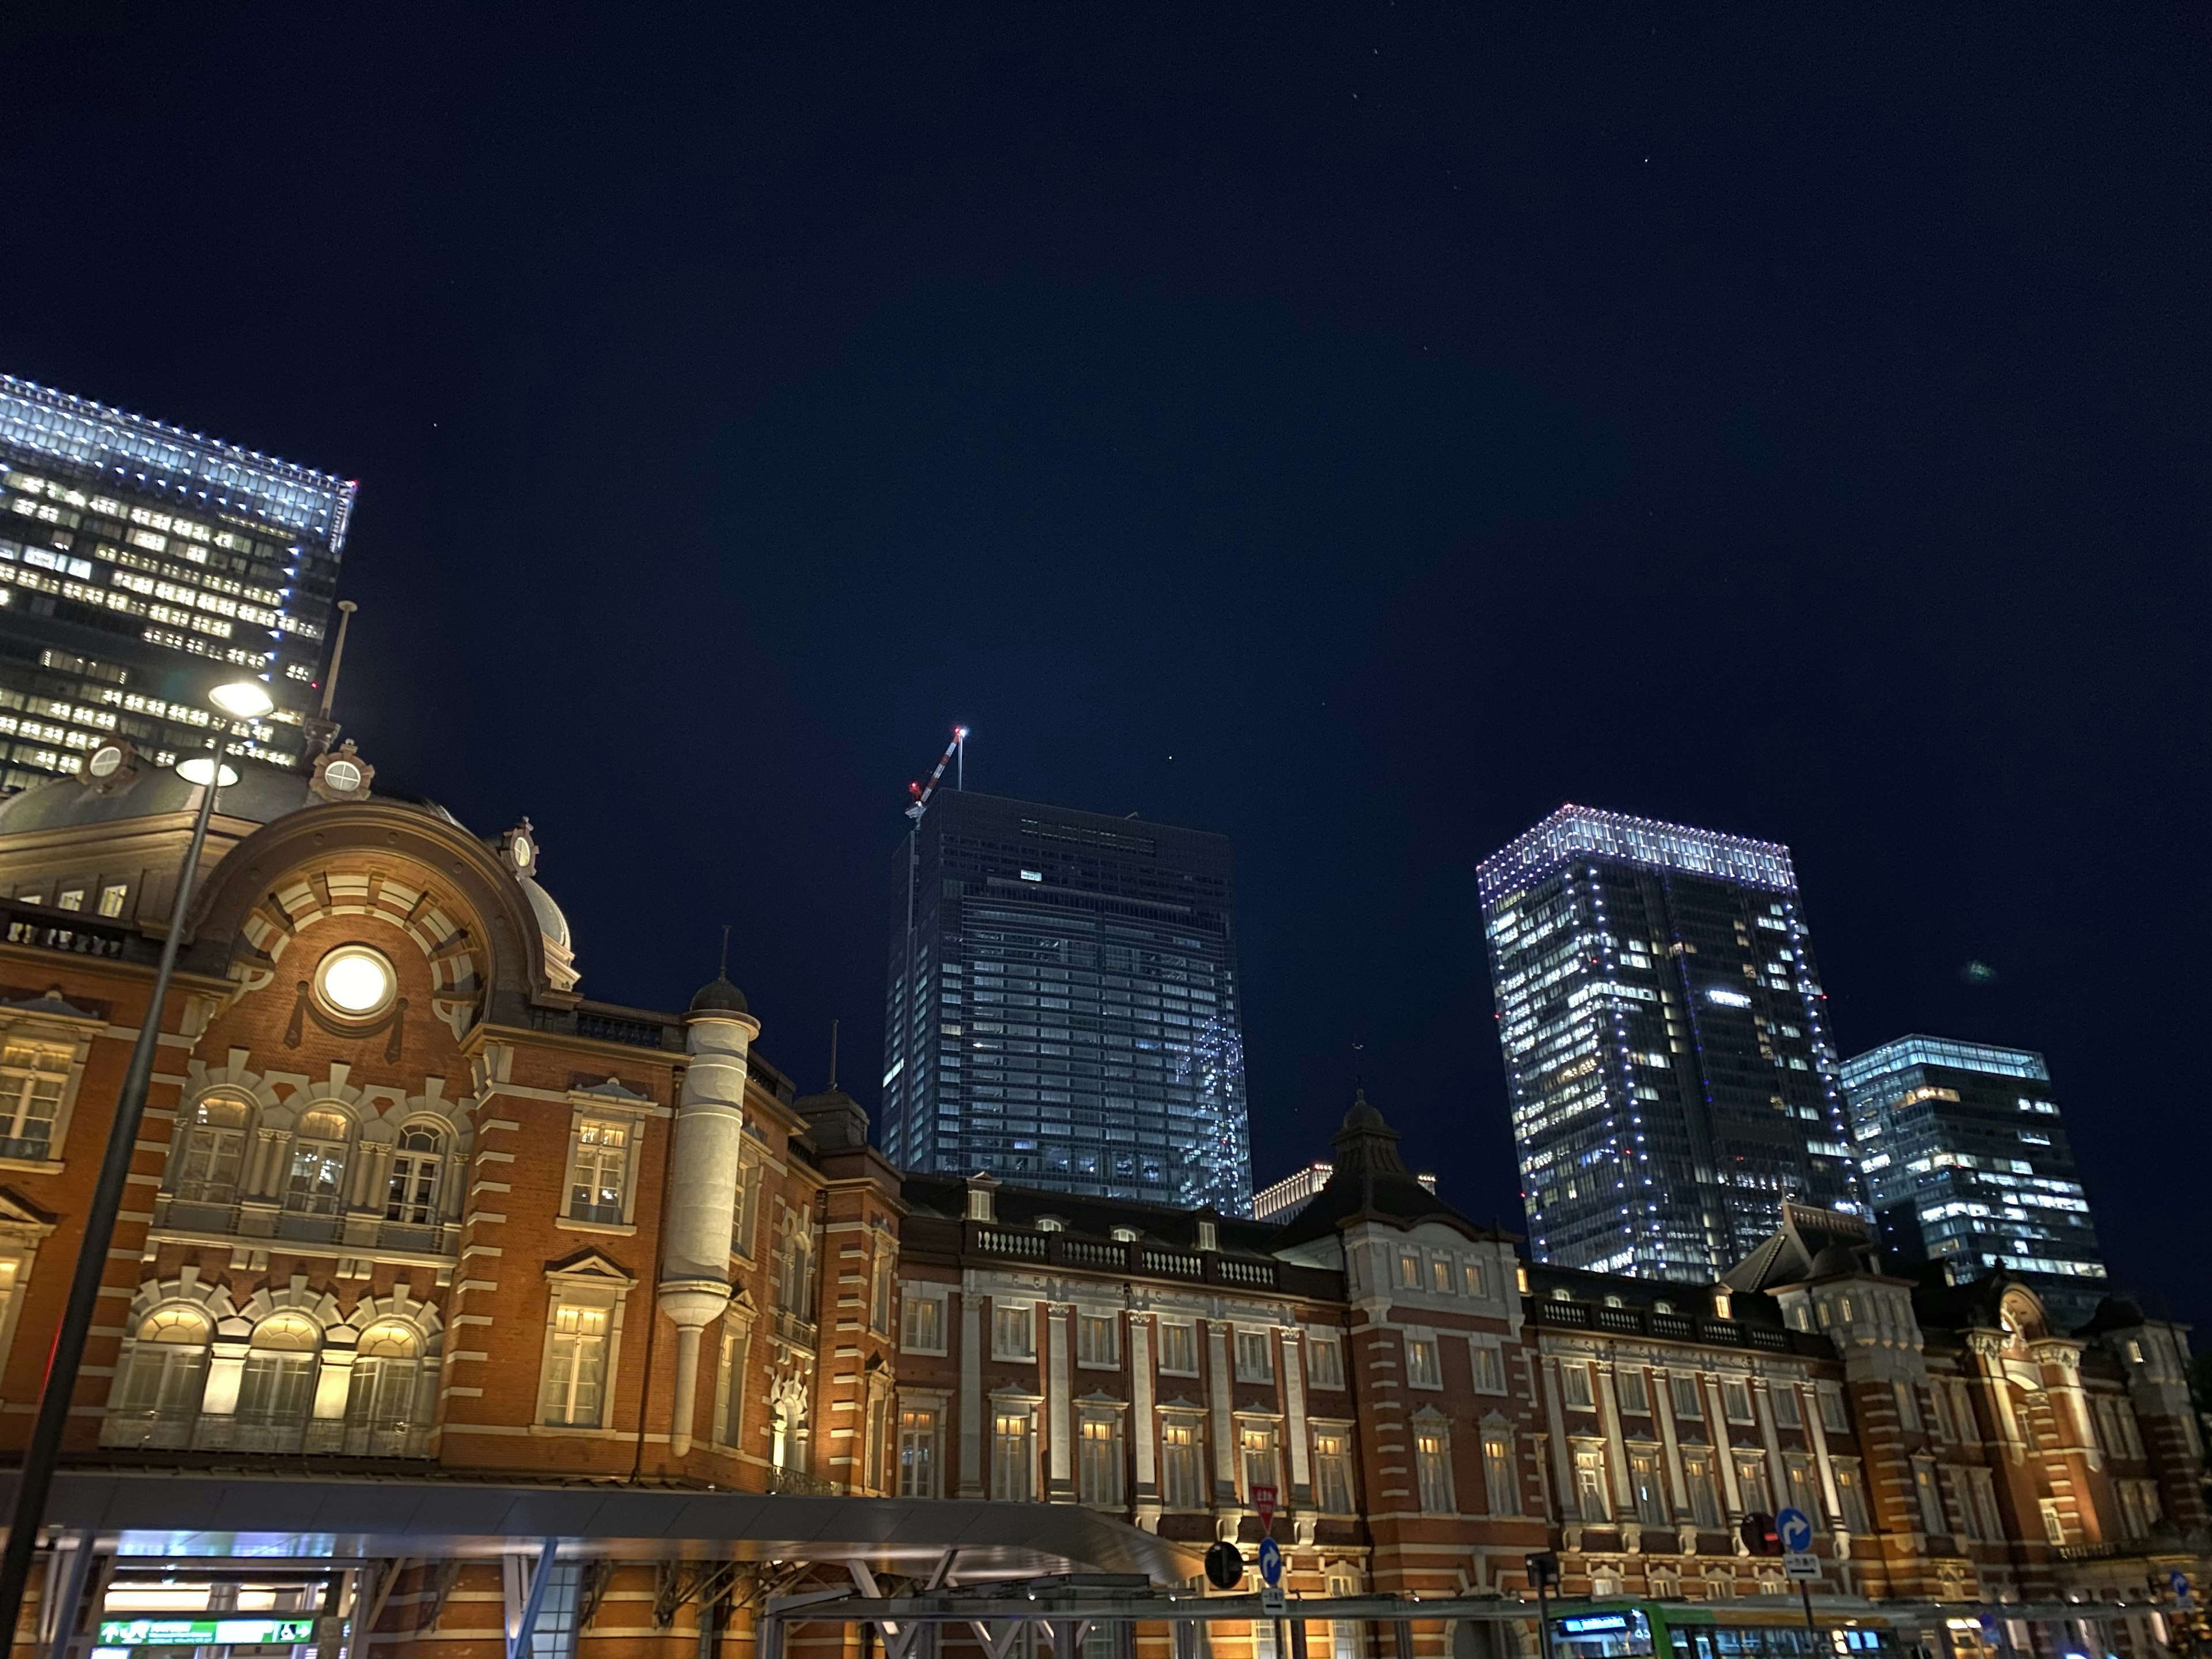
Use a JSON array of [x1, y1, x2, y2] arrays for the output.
[[775, 1219, 815, 1316], [384, 1124, 445, 1225], [283, 1108, 351, 1215], [236, 1313, 320, 1450], [175, 1094, 251, 1203], [104, 1306, 210, 1448], [346, 1320, 425, 1455]]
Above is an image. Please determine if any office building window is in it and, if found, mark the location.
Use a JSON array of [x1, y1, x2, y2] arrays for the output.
[[1415, 1423, 1455, 1514], [1235, 1329, 1274, 1382], [1396, 1249, 1421, 1289], [1306, 1333, 1345, 1389], [282, 1108, 351, 1216], [1771, 1385, 1802, 1429], [1471, 1339, 1507, 1395], [566, 1118, 630, 1225], [1406, 1334, 1442, 1389], [992, 1303, 1036, 1361], [991, 1409, 1034, 1500], [1240, 1423, 1279, 1498], [1462, 1257, 1488, 1298], [1672, 1373, 1704, 1419], [1737, 1456, 1772, 1517], [897, 1405, 940, 1497], [541, 1304, 612, 1427], [1818, 1382, 1850, 1433], [1161, 1416, 1206, 1508], [1914, 1460, 1948, 1536], [1078, 1414, 1123, 1505], [1562, 1362, 1594, 1409], [1482, 1428, 1520, 1516], [902, 1291, 946, 1354], [1616, 1368, 1650, 1414], [1078, 1312, 1119, 1368], [97, 882, 127, 918], [1313, 1430, 1353, 1513], [1157, 1320, 1198, 1375], [1832, 1459, 1870, 1533], [384, 1123, 445, 1225], [1573, 1445, 1608, 1521], [1722, 1379, 1754, 1423], [1785, 1457, 1819, 1523], [172, 1093, 250, 1202], [1631, 1450, 1668, 1524], [1681, 1452, 1723, 1529]]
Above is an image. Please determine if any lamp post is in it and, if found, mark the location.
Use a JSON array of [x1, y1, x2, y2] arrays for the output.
[[0, 679, 276, 1633]]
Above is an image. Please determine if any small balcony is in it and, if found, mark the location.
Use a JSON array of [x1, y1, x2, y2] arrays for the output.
[[767, 1465, 839, 1497], [768, 1306, 819, 1353]]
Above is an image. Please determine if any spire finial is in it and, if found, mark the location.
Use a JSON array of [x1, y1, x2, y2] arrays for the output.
[[303, 600, 359, 757], [718, 923, 730, 978], [828, 1018, 840, 1090]]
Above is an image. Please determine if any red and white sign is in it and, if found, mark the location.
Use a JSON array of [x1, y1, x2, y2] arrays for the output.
[[1252, 1483, 1278, 1535]]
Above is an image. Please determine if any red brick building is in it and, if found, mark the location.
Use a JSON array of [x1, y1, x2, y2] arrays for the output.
[[0, 754, 2198, 1659]]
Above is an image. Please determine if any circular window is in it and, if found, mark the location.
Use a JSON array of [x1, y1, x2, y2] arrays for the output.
[[313, 944, 396, 1019], [511, 834, 533, 869], [87, 745, 126, 779], [324, 758, 363, 794]]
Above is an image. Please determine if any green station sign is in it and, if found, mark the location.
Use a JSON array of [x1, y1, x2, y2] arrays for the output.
[[97, 1618, 316, 1647]]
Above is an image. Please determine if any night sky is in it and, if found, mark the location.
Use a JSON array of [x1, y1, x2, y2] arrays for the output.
[[3, 9, 2205, 1316]]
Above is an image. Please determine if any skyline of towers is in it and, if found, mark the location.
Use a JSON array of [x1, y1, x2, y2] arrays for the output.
[[1478, 805, 1862, 1282]]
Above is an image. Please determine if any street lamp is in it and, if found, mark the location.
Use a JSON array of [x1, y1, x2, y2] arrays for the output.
[[0, 679, 278, 1631]]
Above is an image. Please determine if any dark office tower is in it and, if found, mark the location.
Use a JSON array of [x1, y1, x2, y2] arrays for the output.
[[1841, 1036, 2108, 1328], [0, 375, 354, 789], [1478, 806, 1862, 1282], [880, 790, 1253, 1213]]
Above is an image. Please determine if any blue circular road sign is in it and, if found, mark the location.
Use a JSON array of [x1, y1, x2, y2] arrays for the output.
[[1258, 1536, 1283, 1588], [1777, 1507, 1814, 1554]]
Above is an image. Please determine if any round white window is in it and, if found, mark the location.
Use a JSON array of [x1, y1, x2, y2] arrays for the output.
[[323, 759, 363, 794], [313, 944, 396, 1019], [512, 834, 533, 869], [87, 745, 125, 779]]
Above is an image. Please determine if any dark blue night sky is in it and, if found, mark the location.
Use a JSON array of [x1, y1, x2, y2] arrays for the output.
[[2, 7, 2203, 1316]]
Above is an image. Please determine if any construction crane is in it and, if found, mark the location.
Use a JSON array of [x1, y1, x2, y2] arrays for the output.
[[892, 724, 969, 1148], [905, 725, 969, 821]]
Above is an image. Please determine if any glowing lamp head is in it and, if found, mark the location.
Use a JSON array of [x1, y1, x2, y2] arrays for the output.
[[209, 680, 275, 721], [175, 756, 240, 787]]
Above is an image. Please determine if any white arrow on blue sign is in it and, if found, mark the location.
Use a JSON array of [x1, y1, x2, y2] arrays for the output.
[[1258, 1536, 1283, 1589], [1776, 1507, 1815, 1555]]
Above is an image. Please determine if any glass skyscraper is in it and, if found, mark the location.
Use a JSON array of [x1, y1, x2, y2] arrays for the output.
[[1478, 805, 1862, 1281], [0, 374, 354, 790], [880, 789, 1253, 1213], [1840, 1035, 2107, 1328]]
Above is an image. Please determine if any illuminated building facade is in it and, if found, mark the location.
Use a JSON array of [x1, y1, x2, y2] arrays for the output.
[[1478, 806, 1862, 1282], [880, 788, 1253, 1213], [0, 374, 354, 791], [1841, 1035, 2109, 1329], [1252, 1158, 1436, 1221]]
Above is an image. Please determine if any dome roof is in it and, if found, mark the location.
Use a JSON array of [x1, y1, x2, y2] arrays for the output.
[[518, 874, 571, 949], [689, 974, 750, 1015], [0, 761, 314, 834]]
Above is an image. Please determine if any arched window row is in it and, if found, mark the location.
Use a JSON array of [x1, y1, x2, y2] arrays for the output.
[[101, 1297, 440, 1459], [163, 1090, 465, 1240]]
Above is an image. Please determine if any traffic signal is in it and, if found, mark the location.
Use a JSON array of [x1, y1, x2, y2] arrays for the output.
[[1525, 1552, 1562, 1589], [1204, 1541, 1244, 1592], [1740, 1513, 1782, 1558]]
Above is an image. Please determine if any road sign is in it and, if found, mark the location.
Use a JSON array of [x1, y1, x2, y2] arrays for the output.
[[2172, 1570, 2194, 1608], [1205, 1541, 1244, 1591], [1784, 1553, 1820, 1582], [1777, 1507, 1815, 1555], [1253, 1483, 1279, 1535], [101, 1622, 315, 1648], [1258, 1536, 1284, 1589], [1261, 1588, 1287, 1617]]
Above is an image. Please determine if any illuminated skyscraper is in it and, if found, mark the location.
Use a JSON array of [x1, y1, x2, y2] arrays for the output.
[[1841, 1035, 2108, 1328], [1478, 806, 1862, 1281], [880, 789, 1253, 1213], [0, 374, 354, 790]]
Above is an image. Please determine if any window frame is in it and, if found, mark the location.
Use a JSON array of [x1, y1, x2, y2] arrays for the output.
[[1312, 1423, 1355, 1514], [1412, 1414, 1456, 1514], [991, 1300, 1037, 1362], [1480, 1424, 1521, 1517], [0, 1009, 95, 1171], [536, 1259, 634, 1431], [1159, 1411, 1209, 1509], [1156, 1319, 1200, 1377], [1077, 1309, 1121, 1370], [559, 1092, 649, 1233], [1234, 1327, 1275, 1384], [1305, 1331, 1346, 1391], [1404, 1329, 1443, 1391], [896, 1396, 945, 1498], [900, 1284, 950, 1355]]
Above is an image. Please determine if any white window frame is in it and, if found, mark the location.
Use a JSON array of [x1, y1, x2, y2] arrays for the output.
[[1721, 1377, 1755, 1423], [1561, 1360, 1595, 1410], [1404, 1328, 1443, 1391], [896, 1394, 947, 1498], [711, 1316, 753, 1450], [1156, 1319, 1199, 1377], [1614, 1363, 1650, 1414], [1412, 1413, 1455, 1514], [1158, 1411, 1208, 1509], [1077, 1309, 1121, 1370], [1305, 1331, 1346, 1391], [1077, 1404, 1127, 1506], [989, 1395, 1040, 1500], [1311, 1421, 1355, 1513], [535, 1258, 633, 1430], [900, 1283, 949, 1355], [558, 1086, 653, 1233], [1480, 1422, 1520, 1517], [0, 1008, 94, 1171], [991, 1300, 1037, 1362], [1234, 1327, 1275, 1384]]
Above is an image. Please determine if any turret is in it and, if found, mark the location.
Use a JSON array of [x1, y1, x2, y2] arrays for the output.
[[658, 969, 760, 1456]]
